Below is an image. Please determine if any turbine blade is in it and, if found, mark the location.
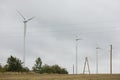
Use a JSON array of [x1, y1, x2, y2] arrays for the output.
[[16, 10, 26, 20], [76, 38, 82, 41], [26, 17, 35, 22]]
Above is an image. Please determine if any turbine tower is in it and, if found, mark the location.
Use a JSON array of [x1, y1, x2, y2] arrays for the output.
[[73, 64, 74, 74], [110, 44, 112, 74], [17, 10, 35, 67], [96, 45, 101, 74], [75, 35, 82, 74]]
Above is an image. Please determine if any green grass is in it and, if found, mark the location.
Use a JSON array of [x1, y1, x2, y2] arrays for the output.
[[0, 73, 120, 80]]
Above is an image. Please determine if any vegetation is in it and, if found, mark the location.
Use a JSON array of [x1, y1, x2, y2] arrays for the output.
[[32, 57, 68, 74], [6, 56, 23, 72], [0, 73, 120, 80], [0, 65, 6, 72], [22, 67, 30, 72], [32, 57, 42, 73], [41, 64, 68, 74], [0, 56, 68, 74], [0, 56, 30, 72]]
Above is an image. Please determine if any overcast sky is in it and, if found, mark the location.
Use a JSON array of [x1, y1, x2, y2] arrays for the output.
[[0, 0, 120, 74]]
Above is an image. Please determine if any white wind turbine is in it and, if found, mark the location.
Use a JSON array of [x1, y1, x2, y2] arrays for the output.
[[17, 10, 35, 67], [75, 34, 82, 74]]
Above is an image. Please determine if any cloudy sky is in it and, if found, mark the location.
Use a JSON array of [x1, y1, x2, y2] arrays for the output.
[[0, 0, 120, 74]]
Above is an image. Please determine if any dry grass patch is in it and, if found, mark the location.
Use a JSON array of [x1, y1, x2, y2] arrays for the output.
[[0, 73, 120, 80]]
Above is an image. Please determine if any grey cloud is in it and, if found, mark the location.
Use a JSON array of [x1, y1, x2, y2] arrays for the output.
[[0, 0, 120, 74]]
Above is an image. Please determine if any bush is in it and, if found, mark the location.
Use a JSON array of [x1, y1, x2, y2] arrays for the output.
[[40, 64, 68, 74], [0, 64, 7, 73], [7, 56, 23, 72], [40, 64, 52, 73], [22, 67, 30, 72], [32, 57, 42, 73]]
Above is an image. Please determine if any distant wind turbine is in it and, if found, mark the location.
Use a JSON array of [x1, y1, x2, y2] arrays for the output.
[[17, 10, 35, 67], [96, 44, 101, 74], [75, 34, 82, 74]]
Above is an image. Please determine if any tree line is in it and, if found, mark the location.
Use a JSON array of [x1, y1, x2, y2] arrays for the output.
[[0, 56, 68, 74]]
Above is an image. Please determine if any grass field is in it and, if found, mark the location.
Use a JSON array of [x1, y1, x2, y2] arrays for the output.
[[0, 73, 120, 80]]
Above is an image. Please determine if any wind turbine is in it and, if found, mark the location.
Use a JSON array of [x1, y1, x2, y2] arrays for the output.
[[96, 44, 101, 74], [75, 35, 82, 74], [17, 10, 35, 67]]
